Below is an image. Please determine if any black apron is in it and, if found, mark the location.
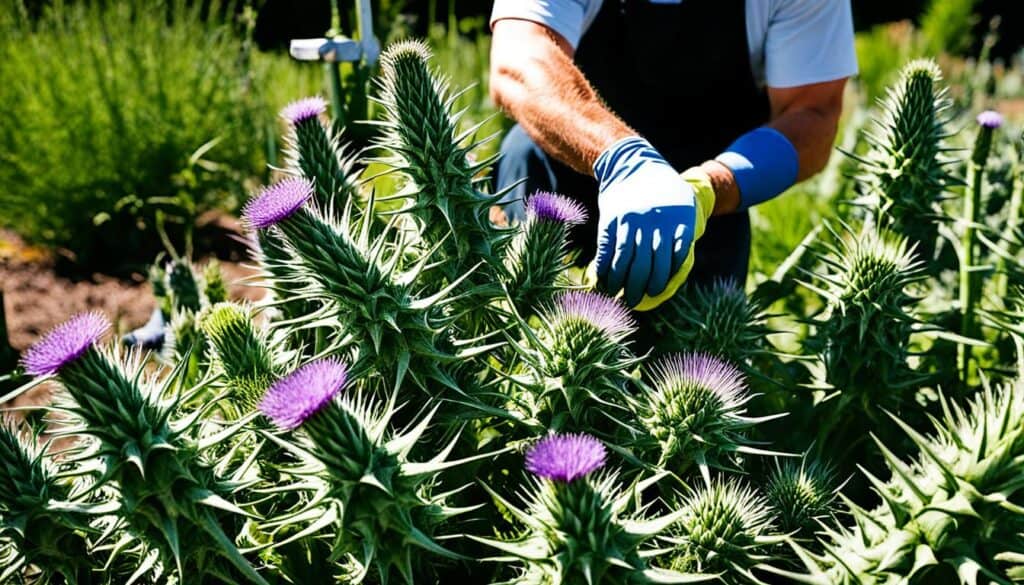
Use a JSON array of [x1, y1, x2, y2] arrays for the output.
[[554, 0, 771, 286]]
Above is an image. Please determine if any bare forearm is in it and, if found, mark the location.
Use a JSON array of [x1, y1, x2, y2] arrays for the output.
[[702, 79, 846, 215], [490, 20, 633, 177]]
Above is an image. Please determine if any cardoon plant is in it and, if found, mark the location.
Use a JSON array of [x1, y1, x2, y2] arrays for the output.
[[22, 313, 266, 584], [372, 40, 509, 267], [474, 433, 710, 584], [0, 420, 97, 584], [849, 58, 959, 263], [632, 353, 785, 484], [504, 191, 588, 315], [510, 291, 640, 433], [243, 177, 462, 393], [259, 358, 492, 584]]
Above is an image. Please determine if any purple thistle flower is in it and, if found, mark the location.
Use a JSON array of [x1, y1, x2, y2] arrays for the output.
[[242, 177, 314, 230], [22, 313, 110, 376], [550, 291, 636, 339], [652, 352, 747, 405], [526, 433, 607, 482], [259, 358, 348, 430], [976, 110, 1004, 130], [281, 96, 328, 125], [526, 192, 588, 225]]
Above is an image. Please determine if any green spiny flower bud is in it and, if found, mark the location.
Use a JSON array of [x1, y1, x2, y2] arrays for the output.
[[636, 353, 785, 484], [0, 420, 96, 583], [649, 279, 773, 368], [517, 292, 640, 433], [199, 302, 278, 414], [667, 479, 782, 580], [202, 258, 228, 306], [851, 58, 958, 261], [764, 456, 839, 538]]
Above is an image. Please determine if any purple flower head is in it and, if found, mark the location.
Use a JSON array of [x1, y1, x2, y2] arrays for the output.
[[526, 433, 607, 482], [22, 313, 110, 376], [242, 177, 314, 230], [653, 352, 746, 405], [281, 96, 328, 125], [259, 358, 348, 430], [551, 291, 636, 339], [526, 192, 588, 225], [977, 111, 1004, 130]]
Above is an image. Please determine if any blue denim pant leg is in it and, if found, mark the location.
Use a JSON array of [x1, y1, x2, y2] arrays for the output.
[[495, 124, 561, 224]]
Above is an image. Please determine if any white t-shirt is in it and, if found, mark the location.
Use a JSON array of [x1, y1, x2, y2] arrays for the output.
[[490, 0, 858, 88]]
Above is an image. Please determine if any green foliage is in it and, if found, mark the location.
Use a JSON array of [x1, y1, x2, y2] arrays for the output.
[[0, 0, 266, 273], [919, 0, 979, 57]]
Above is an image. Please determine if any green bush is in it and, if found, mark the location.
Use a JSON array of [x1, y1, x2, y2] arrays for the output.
[[0, 0, 268, 273]]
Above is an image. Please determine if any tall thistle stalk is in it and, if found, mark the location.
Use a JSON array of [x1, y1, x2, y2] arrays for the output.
[[848, 59, 958, 264], [959, 111, 1004, 384], [995, 130, 1024, 300], [372, 41, 513, 334], [21, 314, 266, 584]]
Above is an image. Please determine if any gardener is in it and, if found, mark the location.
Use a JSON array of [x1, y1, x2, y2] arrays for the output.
[[490, 0, 857, 310]]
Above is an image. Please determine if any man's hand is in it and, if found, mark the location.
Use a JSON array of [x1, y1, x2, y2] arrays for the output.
[[594, 137, 700, 308]]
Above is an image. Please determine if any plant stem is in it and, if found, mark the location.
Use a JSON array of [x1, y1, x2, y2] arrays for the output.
[[996, 162, 1024, 299], [959, 160, 986, 385]]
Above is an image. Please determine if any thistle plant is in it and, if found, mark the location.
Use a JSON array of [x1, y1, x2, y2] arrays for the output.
[[475, 433, 709, 584], [242, 177, 462, 393], [777, 378, 1024, 584], [22, 313, 266, 584], [259, 358, 489, 584], [281, 95, 360, 213], [371, 40, 513, 338], [0, 419, 96, 584], [504, 191, 588, 315], [510, 291, 640, 434], [632, 352, 785, 484], [849, 58, 958, 262], [803, 222, 929, 456], [763, 456, 840, 539], [665, 479, 783, 582], [372, 40, 508, 268]]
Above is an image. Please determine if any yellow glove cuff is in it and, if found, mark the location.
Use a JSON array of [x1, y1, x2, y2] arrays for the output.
[[632, 167, 716, 312]]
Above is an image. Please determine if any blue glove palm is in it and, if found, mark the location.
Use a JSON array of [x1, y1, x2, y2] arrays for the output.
[[594, 137, 697, 307]]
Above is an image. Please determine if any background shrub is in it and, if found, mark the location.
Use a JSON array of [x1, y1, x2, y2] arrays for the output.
[[0, 0, 270, 274]]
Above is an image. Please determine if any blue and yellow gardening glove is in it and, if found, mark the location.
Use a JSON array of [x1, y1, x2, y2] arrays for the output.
[[592, 136, 715, 311]]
